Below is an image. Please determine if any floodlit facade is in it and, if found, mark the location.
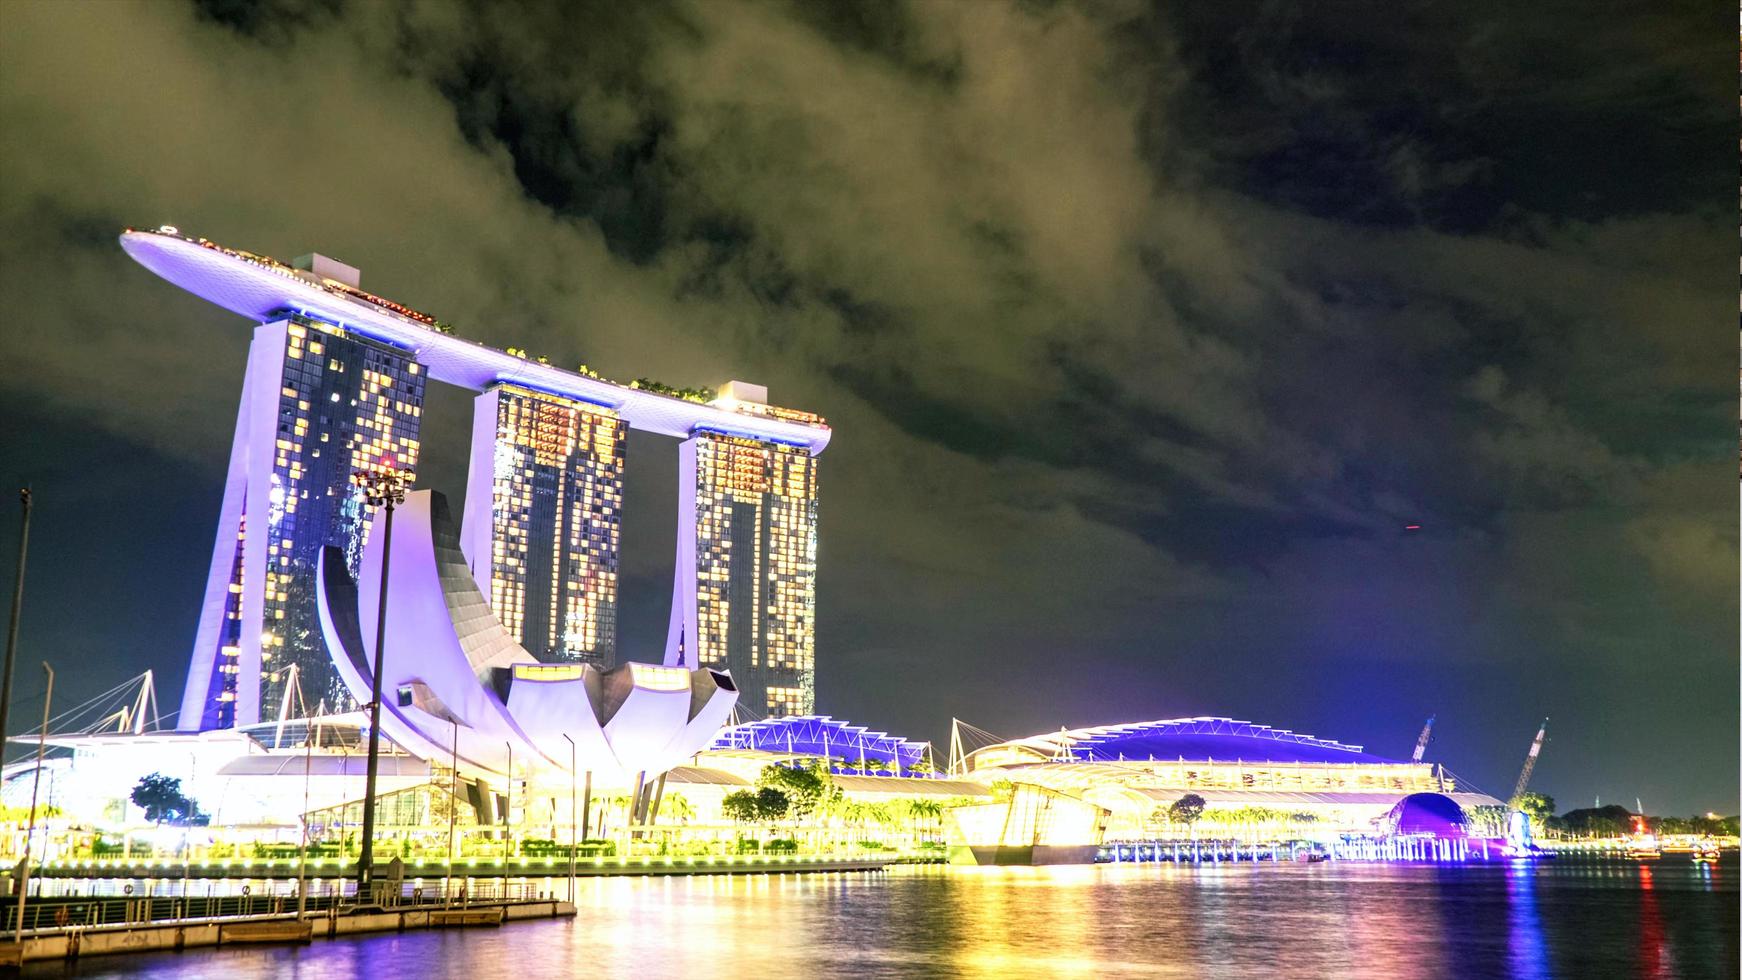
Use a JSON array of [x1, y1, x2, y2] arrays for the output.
[[7, 712, 975, 855], [955, 718, 1506, 853], [178, 311, 425, 731], [462, 383, 626, 667], [666, 431, 819, 718]]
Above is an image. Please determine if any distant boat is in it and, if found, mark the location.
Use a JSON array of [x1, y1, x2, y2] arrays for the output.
[[1625, 833, 1662, 860]]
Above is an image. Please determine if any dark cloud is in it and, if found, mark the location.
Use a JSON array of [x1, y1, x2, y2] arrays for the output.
[[0, 0, 1730, 811]]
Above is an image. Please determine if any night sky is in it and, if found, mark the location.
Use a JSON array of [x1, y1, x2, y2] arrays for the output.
[[0, 2, 1732, 813]]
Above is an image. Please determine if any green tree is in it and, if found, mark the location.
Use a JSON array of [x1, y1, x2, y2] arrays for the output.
[[660, 793, 694, 825], [1168, 794, 1207, 829], [721, 791, 761, 824], [908, 799, 943, 837], [755, 787, 790, 822], [130, 774, 206, 826], [1511, 792, 1555, 826], [759, 763, 827, 819]]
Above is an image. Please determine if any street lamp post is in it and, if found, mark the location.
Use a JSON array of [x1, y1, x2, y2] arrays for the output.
[[352, 469, 407, 899], [15, 661, 51, 942], [562, 734, 576, 903], [1, 489, 34, 770]]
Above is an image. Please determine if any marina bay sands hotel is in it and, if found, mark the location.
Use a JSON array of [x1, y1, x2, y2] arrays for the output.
[[120, 228, 829, 732]]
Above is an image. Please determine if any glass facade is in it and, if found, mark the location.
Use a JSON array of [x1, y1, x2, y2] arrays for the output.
[[196, 316, 424, 728], [688, 433, 818, 717], [476, 385, 625, 666]]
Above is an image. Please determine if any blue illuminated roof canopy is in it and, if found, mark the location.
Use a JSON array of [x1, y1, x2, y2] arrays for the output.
[[986, 717, 1401, 766], [709, 716, 928, 770]]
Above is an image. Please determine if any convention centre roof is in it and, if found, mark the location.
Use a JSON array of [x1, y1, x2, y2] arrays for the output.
[[708, 716, 929, 769], [967, 717, 1403, 768]]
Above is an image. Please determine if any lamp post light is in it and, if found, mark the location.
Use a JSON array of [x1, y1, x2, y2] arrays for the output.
[[562, 734, 576, 904], [352, 468, 407, 899], [1, 489, 34, 770], [14, 662, 51, 942]]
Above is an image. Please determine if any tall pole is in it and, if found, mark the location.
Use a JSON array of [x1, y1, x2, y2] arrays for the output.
[[1, 489, 33, 769], [580, 770, 592, 842], [297, 716, 314, 918], [562, 734, 576, 903], [445, 721, 459, 908], [182, 754, 193, 900], [15, 662, 51, 942], [354, 470, 405, 897]]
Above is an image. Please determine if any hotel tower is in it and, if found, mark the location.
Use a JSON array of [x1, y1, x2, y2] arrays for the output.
[[179, 255, 425, 729], [666, 385, 820, 717], [125, 230, 828, 731], [461, 384, 627, 667]]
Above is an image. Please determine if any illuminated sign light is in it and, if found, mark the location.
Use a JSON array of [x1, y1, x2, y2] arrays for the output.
[[630, 664, 690, 691], [690, 425, 812, 451], [492, 378, 621, 414], [513, 664, 585, 682]]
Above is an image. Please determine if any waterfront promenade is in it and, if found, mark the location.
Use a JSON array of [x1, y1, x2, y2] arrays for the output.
[[0, 855, 907, 966], [0, 887, 575, 968], [27, 851, 909, 882], [26, 857, 1736, 979]]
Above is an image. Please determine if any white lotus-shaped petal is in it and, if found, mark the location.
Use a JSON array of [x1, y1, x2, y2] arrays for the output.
[[317, 490, 736, 784]]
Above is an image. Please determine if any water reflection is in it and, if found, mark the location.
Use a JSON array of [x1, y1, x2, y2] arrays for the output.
[[1507, 862, 1549, 979], [1636, 864, 1673, 978], [28, 857, 1740, 980]]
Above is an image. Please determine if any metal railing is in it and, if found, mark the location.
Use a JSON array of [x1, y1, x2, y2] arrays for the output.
[[0, 879, 554, 937]]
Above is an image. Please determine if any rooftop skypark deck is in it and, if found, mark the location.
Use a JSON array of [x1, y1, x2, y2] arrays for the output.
[[119, 227, 831, 452]]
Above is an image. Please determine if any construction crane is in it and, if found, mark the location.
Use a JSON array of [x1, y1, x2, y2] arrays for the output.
[[1511, 718, 1549, 803], [1411, 715, 1436, 763]]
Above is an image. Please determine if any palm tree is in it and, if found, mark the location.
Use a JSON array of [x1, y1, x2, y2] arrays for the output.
[[884, 799, 915, 844], [600, 792, 634, 837], [865, 803, 894, 845], [661, 793, 694, 826], [908, 799, 944, 842]]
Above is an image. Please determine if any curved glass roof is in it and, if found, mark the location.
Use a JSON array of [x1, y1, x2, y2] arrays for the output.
[[973, 717, 1400, 766], [708, 715, 928, 769]]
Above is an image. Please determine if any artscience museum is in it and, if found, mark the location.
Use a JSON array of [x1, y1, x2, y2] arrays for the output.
[[316, 488, 738, 799]]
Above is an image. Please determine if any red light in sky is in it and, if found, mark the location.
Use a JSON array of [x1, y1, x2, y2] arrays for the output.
[[1404, 524, 1421, 531]]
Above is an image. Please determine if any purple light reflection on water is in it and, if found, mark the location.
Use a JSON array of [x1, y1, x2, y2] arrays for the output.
[[25, 857, 1740, 980]]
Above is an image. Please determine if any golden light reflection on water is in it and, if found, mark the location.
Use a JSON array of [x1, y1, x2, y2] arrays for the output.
[[41, 858, 1740, 980]]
